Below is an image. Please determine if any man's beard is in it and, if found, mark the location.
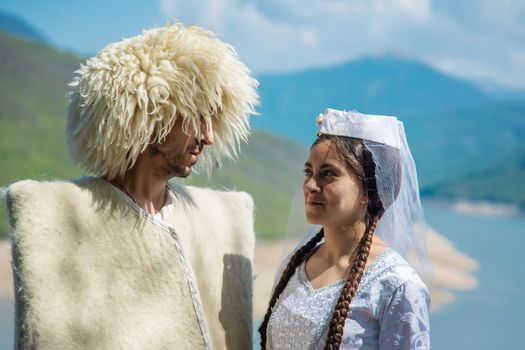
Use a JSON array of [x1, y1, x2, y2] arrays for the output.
[[165, 155, 192, 178], [151, 145, 194, 179]]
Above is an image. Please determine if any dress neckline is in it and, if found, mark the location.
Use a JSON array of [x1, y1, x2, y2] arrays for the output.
[[299, 246, 392, 294]]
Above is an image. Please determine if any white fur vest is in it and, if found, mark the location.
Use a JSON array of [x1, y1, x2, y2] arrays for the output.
[[6, 177, 255, 349]]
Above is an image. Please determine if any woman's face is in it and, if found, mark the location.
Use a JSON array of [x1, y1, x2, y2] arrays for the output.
[[303, 140, 367, 228]]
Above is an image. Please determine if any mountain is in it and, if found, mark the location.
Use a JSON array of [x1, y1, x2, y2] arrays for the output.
[[0, 12, 47, 43], [1, 31, 524, 238], [253, 56, 525, 184], [254, 56, 493, 141], [422, 148, 525, 209], [407, 102, 525, 184], [476, 81, 525, 102]]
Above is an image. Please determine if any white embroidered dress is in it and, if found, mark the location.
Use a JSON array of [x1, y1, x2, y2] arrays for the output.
[[267, 248, 430, 350]]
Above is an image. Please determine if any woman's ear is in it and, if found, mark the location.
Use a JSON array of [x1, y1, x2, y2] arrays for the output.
[[359, 194, 368, 207]]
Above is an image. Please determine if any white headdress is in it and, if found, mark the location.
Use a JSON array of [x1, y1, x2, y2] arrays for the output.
[[67, 23, 259, 179], [282, 108, 430, 278]]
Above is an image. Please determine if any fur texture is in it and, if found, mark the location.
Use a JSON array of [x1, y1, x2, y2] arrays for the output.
[[7, 178, 255, 349], [67, 23, 259, 179]]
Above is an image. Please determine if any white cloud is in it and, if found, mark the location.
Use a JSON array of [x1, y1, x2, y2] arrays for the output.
[[158, 0, 325, 72], [159, 0, 177, 16], [397, 0, 431, 19], [160, 0, 227, 28], [431, 53, 525, 89], [159, 0, 525, 89], [253, 0, 431, 21], [299, 28, 318, 47], [512, 50, 525, 66]]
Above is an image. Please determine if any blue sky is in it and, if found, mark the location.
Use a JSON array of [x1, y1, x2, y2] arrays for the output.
[[1, 0, 524, 89]]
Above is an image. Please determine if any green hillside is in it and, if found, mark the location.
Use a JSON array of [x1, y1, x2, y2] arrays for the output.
[[185, 131, 307, 239], [0, 32, 81, 181], [422, 148, 525, 209], [0, 32, 307, 239], [0, 33, 83, 239], [408, 103, 525, 185]]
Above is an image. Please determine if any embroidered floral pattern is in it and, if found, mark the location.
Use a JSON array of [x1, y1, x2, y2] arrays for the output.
[[267, 248, 431, 350]]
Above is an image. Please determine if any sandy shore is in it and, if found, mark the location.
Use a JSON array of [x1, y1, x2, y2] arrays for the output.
[[452, 200, 521, 217], [0, 230, 478, 318], [253, 227, 478, 317], [0, 241, 12, 300]]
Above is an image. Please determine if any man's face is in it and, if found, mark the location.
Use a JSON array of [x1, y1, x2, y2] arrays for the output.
[[151, 118, 214, 178]]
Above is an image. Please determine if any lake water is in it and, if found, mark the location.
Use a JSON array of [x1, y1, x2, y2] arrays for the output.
[[422, 203, 525, 350], [0, 299, 12, 350], [1, 202, 524, 349]]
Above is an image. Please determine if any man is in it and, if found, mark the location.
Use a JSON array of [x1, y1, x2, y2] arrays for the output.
[[6, 23, 258, 349]]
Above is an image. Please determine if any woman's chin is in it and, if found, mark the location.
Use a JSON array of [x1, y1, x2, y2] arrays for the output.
[[305, 212, 324, 225]]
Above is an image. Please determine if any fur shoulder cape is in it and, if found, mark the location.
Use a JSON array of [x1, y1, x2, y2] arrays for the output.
[[6, 177, 254, 350]]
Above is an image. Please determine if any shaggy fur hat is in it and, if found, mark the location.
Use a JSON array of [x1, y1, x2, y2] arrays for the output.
[[67, 23, 259, 179]]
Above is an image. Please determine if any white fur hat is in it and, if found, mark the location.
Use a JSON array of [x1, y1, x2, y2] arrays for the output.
[[67, 23, 259, 179]]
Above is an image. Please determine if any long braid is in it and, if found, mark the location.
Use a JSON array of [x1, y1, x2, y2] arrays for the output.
[[259, 229, 325, 349], [324, 216, 379, 350], [261, 135, 394, 349]]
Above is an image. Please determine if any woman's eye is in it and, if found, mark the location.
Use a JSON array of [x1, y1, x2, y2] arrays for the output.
[[323, 170, 336, 176], [303, 169, 312, 176]]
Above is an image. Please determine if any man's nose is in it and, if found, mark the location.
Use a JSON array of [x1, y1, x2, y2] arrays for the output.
[[200, 120, 214, 145]]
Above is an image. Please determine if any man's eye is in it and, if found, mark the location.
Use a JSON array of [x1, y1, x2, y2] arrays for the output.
[[303, 169, 312, 176], [323, 170, 336, 176]]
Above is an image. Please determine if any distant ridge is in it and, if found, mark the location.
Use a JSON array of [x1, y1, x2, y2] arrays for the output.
[[422, 147, 525, 210], [254, 55, 494, 144], [0, 12, 47, 43], [253, 55, 525, 184]]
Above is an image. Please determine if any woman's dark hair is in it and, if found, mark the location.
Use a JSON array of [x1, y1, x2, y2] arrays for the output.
[[259, 134, 401, 349]]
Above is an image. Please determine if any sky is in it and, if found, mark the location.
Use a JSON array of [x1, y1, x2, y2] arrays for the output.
[[1, 0, 524, 90]]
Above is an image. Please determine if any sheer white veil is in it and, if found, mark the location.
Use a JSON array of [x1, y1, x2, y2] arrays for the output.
[[273, 108, 431, 291]]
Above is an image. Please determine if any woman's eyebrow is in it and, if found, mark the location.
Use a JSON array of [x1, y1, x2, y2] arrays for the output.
[[320, 163, 338, 169], [304, 162, 340, 169]]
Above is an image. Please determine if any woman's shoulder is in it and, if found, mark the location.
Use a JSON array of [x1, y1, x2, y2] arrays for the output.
[[360, 248, 428, 298], [358, 248, 431, 324]]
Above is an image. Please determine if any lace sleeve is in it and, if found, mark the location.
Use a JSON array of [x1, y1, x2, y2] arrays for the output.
[[378, 280, 431, 349]]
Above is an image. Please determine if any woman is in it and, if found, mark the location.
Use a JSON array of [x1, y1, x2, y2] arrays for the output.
[[259, 109, 431, 350]]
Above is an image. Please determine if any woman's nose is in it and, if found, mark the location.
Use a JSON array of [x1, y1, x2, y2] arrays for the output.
[[305, 177, 321, 192]]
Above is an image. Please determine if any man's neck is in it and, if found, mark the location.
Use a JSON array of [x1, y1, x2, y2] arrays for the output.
[[112, 162, 168, 215]]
